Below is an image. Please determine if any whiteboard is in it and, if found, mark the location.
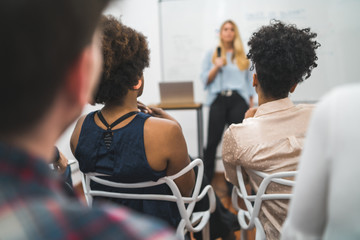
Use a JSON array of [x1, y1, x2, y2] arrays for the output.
[[159, 0, 360, 102]]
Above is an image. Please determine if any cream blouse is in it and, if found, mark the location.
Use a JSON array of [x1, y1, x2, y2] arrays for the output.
[[222, 97, 314, 240]]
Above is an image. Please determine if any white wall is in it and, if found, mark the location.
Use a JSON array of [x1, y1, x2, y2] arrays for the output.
[[56, 0, 203, 161], [159, 0, 360, 103]]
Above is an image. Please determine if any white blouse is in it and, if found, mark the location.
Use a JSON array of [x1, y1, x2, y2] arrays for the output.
[[281, 84, 360, 240]]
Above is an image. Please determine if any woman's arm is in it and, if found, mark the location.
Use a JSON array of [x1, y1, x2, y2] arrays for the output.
[[53, 149, 69, 174], [144, 117, 195, 197], [206, 57, 224, 85], [200, 50, 223, 87], [70, 115, 86, 156], [222, 127, 240, 186], [164, 122, 195, 197]]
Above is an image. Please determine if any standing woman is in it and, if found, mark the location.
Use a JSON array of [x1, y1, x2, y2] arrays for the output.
[[201, 20, 254, 183]]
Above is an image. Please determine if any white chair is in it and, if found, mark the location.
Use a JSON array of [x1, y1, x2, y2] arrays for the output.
[[81, 158, 216, 240], [231, 165, 297, 240]]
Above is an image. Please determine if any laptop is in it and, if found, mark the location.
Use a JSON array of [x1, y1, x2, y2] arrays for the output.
[[159, 81, 194, 105]]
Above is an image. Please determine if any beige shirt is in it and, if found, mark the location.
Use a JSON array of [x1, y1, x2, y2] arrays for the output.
[[222, 98, 314, 240]]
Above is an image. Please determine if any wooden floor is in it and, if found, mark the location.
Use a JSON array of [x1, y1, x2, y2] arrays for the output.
[[74, 172, 255, 240]]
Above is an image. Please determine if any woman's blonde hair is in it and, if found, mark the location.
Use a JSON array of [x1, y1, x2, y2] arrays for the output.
[[212, 20, 249, 71]]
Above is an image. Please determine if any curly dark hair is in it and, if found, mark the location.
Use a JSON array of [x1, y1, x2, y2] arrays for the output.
[[247, 20, 320, 99], [94, 15, 150, 104]]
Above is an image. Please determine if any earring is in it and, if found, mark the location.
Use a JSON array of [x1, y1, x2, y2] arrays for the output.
[[252, 74, 257, 87], [133, 80, 142, 90]]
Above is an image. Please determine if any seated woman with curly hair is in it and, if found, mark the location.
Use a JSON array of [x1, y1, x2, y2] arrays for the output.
[[70, 15, 195, 227], [222, 20, 321, 240], [70, 16, 239, 239]]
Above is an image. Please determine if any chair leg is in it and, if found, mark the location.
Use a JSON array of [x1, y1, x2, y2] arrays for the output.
[[177, 231, 185, 240], [176, 224, 186, 240], [241, 229, 247, 240], [201, 221, 210, 240]]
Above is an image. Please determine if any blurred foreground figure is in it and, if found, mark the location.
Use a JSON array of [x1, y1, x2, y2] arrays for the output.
[[0, 0, 177, 239], [282, 84, 360, 240]]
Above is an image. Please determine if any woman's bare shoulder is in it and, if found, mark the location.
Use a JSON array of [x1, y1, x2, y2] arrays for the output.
[[144, 116, 183, 142], [146, 116, 179, 129], [70, 114, 88, 154]]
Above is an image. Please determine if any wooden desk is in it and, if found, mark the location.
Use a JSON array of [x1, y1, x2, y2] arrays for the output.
[[152, 103, 204, 159]]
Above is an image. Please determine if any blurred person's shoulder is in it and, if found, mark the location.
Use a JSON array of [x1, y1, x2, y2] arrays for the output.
[[324, 83, 360, 102], [64, 203, 178, 239], [21, 199, 178, 240]]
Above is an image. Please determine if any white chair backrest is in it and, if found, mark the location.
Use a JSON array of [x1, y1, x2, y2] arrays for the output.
[[231, 165, 297, 240], [81, 158, 216, 240]]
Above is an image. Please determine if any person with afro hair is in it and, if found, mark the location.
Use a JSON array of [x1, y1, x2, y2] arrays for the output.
[[222, 20, 320, 240], [70, 15, 195, 227], [71, 16, 242, 240]]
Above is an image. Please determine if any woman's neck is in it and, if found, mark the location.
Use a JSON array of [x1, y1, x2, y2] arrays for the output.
[[223, 41, 233, 52], [102, 93, 138, 117], [257, 92, 282, 106]]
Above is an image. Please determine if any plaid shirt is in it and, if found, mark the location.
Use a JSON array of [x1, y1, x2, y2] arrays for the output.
[[0, 142, 178, 240]]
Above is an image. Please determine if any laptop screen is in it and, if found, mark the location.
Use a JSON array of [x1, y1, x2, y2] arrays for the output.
[[159, 81, 194, 105]]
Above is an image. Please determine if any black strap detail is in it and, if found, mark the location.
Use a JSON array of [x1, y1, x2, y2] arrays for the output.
[[97, 110, 138, 150], [97, 111, 138, 131]]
